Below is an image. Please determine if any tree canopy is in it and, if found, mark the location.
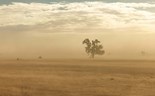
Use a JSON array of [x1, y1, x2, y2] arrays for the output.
[[83, 38, 105, 58]]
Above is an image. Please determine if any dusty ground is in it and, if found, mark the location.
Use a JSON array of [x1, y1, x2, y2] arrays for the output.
[[0, 60, 155, 96]]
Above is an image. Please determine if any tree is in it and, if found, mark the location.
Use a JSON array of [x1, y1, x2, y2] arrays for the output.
[[38, 56, 42, 59], [82, 38, 105, 58]]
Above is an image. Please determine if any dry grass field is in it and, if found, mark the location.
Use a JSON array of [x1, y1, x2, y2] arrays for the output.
[[0, 60, 155, 96]]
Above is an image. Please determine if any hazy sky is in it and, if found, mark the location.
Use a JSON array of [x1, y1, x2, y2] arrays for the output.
[[0, 0, 155, 4], [0, 0, 155, 59]]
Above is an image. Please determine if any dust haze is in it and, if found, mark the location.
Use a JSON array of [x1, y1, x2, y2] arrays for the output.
[[0, 1, 155, 60], [0, 1, 155, 96], [0, 31, 155, 60]]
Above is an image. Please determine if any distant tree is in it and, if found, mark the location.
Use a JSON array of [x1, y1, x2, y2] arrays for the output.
[[16, 58, 22, 61], [17, 58, 20, 61], [82, 38, 105, 58], [141, 51, 146, 56], [38, 56, 42, 59]]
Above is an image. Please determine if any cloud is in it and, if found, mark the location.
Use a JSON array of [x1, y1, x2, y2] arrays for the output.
[[0, 2, 155, 33]]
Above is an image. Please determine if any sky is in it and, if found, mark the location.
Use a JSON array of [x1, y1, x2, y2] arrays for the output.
[[0, 0, 155, 4], [0, 0, 155, 59]]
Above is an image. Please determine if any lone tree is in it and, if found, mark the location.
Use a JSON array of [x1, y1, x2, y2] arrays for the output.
[[38, 56, 42, 59], [82, 38, 105, 58]]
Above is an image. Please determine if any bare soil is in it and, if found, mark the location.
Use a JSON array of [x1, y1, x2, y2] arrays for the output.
[[0, 60, 155, 96]]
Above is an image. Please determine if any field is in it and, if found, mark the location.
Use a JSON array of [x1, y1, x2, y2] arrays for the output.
[[0, 60, 155, 96]]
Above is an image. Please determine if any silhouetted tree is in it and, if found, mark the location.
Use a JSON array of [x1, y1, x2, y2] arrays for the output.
[[83, 38, 105, 58], [141, 51, 146, 56], [17, 58, 20, 61], [38, 56, 42, 59]]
